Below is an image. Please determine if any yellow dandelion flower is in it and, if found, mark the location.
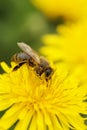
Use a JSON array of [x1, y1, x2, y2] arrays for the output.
[[40, 20, 87, 67], [39, 19, 87, 83], [0, 61, 87, 130], [32, 0, 87, 22]]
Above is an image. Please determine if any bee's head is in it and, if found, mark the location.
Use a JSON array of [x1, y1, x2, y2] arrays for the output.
[[45, 67, 54, 81]]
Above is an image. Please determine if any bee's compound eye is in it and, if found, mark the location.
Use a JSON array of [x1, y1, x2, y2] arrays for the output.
[[45, 68, 52, 77]]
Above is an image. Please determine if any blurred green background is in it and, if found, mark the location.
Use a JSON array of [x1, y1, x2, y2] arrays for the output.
[[0, 0, 60, 66]]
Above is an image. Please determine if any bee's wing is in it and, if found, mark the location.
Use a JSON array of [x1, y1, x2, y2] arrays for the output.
[[17, 42, 40, 63]]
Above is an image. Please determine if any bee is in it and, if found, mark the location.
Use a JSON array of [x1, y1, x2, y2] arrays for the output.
[[11, 42, 53, 81]]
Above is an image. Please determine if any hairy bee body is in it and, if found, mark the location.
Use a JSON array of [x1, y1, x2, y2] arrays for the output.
[[12, 43, 53, 81]]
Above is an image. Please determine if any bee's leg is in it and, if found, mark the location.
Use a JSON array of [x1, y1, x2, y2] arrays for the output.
[[34, 66, 44, 76], [12, 62, 26, 71]]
